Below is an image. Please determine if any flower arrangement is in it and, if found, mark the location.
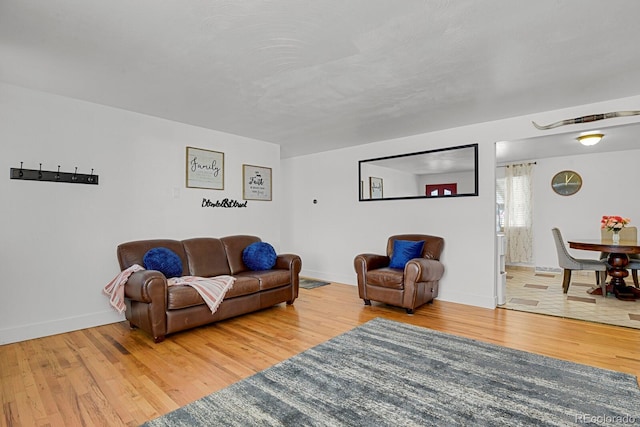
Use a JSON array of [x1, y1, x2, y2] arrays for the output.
[[600, 215, 631, 232]]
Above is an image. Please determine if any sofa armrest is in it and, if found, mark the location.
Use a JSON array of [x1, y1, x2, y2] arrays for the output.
[[275, 254, 302, 273], [123, 270, 168, 343], [124, 270, 168, 303], [275, 254, 302, 304]]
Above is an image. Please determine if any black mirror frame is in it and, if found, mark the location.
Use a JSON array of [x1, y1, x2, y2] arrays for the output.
[[358, 143, 479, 201]]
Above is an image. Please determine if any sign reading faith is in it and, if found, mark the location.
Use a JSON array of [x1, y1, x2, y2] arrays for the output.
[[243, 164, 272, 201], [186, 146, 224, 190]]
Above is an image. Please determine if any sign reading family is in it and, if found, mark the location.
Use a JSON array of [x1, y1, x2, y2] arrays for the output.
[[243, 164, 272, 201], [186, 146, 224, 190]]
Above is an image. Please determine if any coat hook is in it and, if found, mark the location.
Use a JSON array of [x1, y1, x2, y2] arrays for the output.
[[55, 165, 61, 180], [19, 162, 24, 177], [88, 168, 94, 183], [72, 167, 78, 181], [38, 163, 43, 179]]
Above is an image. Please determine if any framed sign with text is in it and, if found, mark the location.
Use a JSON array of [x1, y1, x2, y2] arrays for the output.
[[243, 164, 272, 201], [369, 176, 383, 199], [186, 146, 224, 190]]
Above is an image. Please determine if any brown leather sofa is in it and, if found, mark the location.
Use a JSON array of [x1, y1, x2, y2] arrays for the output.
[[117, 235, 301, 342], [354, 234, 444, 314]]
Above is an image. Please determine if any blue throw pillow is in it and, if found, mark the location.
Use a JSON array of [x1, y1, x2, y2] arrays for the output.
[[242, 242, 277, 271], [389, 240, 425, 269], [143, 247, 183, 278]]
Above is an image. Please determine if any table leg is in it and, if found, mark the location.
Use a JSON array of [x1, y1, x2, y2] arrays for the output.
[[606, 252, 637, 301]]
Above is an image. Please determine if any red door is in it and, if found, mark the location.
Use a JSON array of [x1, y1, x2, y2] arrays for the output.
[[425, 183, 457, 197]]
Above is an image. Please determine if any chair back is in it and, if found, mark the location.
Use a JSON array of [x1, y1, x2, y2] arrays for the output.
[[551, 228, 580, 269], [386, 234, 444, 260], [600, 226, 637, 241], [600, 226, 639, 260]]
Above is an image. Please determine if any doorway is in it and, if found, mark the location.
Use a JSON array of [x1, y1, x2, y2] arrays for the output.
[[494, 125, 640, 329]]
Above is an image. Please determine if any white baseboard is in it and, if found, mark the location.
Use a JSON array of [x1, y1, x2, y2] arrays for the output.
[[0, 310, 124, 345], [535, 266, 562, 274], [437, 291, 496, 310], [300, 269, 356, 286]]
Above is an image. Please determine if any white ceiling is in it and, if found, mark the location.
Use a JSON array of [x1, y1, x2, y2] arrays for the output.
[[1, 1, 640, 159], [497, 121, 640, 164]]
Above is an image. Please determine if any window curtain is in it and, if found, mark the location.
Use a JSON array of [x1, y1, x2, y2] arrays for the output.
[[504, 163, 534, 264]]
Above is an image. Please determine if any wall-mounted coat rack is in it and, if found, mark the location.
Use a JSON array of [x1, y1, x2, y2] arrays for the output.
[[10, 163, 99, 185]]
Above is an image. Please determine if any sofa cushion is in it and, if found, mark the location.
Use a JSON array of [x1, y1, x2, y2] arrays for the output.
[[167, 276, 260, 309], [182, 237, 231, 277], [366, 268, 405, 290], [143, 247, 183, 278], [389, 240, 425, 269], [237, 269, 290, 291], [167, 284, 205, 309], [224, 276, 261, 299], [242, 242, 277, 271], [222, 235, 261, 274]]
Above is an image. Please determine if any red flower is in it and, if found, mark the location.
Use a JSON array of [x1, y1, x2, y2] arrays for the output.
[[601, 215, 631, 230]]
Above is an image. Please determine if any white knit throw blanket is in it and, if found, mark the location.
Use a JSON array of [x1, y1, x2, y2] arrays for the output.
[[103, 264, 235, 315], [167, 275, 236, 314]]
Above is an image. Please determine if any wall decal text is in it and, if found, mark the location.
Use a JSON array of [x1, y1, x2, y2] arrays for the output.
[[202, 198, 248, 208]]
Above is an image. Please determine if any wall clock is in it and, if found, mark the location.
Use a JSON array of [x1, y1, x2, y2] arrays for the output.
[[551, 170, 582, 196]]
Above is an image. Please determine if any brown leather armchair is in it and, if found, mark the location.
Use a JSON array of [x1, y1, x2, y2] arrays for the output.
[[354, 234, 445, 314]]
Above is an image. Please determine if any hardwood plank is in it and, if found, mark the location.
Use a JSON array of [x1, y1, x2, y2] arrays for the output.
[[1, 283, 639, 426]]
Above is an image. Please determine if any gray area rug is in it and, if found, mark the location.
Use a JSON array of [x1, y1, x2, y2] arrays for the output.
[[142, 318, 640, 426], [298, 278, 330, 289]]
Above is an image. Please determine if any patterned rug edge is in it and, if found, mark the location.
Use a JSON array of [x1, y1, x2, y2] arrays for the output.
[[142, 317, 640, 427], [298, 278, 331, 289]]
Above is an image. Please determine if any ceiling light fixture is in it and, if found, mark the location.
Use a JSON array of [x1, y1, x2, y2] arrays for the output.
[[577, 133, 604, 146]]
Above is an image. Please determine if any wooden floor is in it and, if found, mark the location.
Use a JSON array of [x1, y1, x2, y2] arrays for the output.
[[2, 283, 640, 427]]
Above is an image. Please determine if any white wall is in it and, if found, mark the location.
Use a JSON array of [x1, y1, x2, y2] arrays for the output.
[[282, 95, 640, 310], [533, 149, 640, 271], [0, 83, 281, 344], [4, 81, 640, 344], [282, 134, 497, 309]]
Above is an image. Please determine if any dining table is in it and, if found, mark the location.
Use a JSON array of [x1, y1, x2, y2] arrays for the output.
[[568, 237, 640, 301]]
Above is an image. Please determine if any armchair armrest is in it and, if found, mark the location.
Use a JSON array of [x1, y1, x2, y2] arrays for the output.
[[404, 258, 445, 283], [354, 254, 390, 294], [354, 253, 390, 272], [124, 270, 168, 303], [402, 258, 445, 308]]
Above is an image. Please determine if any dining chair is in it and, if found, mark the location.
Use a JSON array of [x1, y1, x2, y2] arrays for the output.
[[600, 226, 639, 287], [551, 228, 607, 295]]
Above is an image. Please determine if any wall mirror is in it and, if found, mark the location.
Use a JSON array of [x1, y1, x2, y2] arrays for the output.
[[359, 143, 478, 201]]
